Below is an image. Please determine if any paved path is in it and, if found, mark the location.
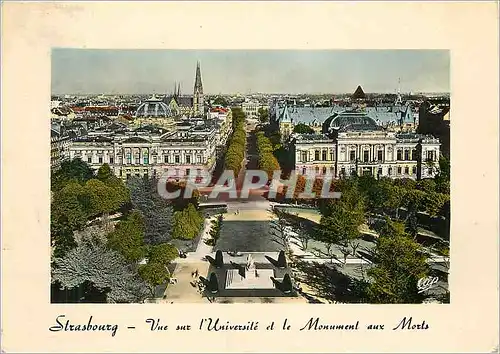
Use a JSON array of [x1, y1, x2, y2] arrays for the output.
[[163, 261, 211, 303], [163, 126, 305, 303]]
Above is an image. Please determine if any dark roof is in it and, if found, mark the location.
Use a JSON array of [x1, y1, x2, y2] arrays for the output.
[[51, 107, 72, 116], [164, 95, 194, 107], [342, 123, 384, 132], [296, 134, 332, 141], [177, 96, 193, 107], [67, 131, 78, 139], [323, 111, 378, 133], [352, 85, 366, 99], [122, 136, 150, 144], [75, 136, 113, 143], [107, 122, 127, 131], [134, 125, 166, 134]]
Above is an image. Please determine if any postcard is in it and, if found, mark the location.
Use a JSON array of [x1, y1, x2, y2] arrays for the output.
[[1, 2, 498, 353]]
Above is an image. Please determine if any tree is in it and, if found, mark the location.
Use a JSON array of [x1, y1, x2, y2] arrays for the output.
[[366, 231, 429, 304], [393, 178, 417, 191], [334, 179, 366, 226], [51, 182, 90, 255], [273, 210, 291, 251], [103, 175, 130, 208], [52, 182, 91, 228], [51, 158, 94, 191], [293, 123, 314, 134], [148, 243, 178, 266], [422, 192, 449, 217], [416, 179, 437, 193], [206, 215, 223, 246], [172, 204, 204, 240], [382, 185, 406, 219], [128, 177, 174, 244], [106, 211, 146, 263], [212, 96, 229, 107], [319, 202, 360, 265], [255, 131, 281, 179], [357, 175, 390, 214], [223, 115, 246, 175], [85, 179, 122, 217], [166, 180, 200, 211], [402, 189, 426, 237], [52, 236, 149, 303], [97, 163, 113, 182], [296, 224, 311, 251], [138, 243, 178, 295], [434, 156, 450, 194], [138, 262, 171, 295], [258, 107, 269, 123]]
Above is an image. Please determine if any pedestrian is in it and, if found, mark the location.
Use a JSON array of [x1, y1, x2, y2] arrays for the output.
[[195, 269, 199, 277]]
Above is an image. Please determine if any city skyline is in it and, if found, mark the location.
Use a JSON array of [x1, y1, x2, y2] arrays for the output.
[[52, 49, 450, 95]]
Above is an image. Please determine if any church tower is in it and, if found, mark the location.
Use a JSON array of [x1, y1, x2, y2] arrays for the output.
[[193, 61, 204, 117]]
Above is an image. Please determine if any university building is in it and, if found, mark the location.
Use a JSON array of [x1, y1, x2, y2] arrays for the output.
[[68, 123, 218, 180], [292, 110, 440, 180]]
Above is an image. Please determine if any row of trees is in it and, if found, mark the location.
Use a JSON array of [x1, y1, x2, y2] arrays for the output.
[[51, 161, 129, 257], [51, 160, 205, 302], [224, 107, 247, 175], [275, 157, 450, 303], [366, 218, 429, 303], [271, 166, 450, 224], [51, 161, 153, 302], [256, 131, 280, 179], [317, 162, 449, 303], [273, 175, 332, 202], [277, 185, 436, 303], [256, 125, 294, 176]]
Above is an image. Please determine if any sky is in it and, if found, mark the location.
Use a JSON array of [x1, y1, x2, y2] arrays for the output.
[[51, 49, 449, 95]]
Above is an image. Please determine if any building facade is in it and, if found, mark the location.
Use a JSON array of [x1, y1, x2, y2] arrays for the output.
[[207, 107, 233, 147], [241, 100, 265, 120], [51, 128, 72, 171], [418, 99, 450, 158], [68, 125, 217, 180], [293, 110, 440, 180]]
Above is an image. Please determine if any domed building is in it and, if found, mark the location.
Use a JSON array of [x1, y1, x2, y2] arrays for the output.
[[133, 95, 176, 129], [293, 108, 441, 181], [322, 110, 383, 135], [135, 95, 174, 118]]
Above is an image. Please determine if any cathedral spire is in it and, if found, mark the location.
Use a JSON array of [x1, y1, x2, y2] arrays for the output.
[[395, 77, 403, 105], [194, 61, 203, 93], [193, 61, 204, 117]]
